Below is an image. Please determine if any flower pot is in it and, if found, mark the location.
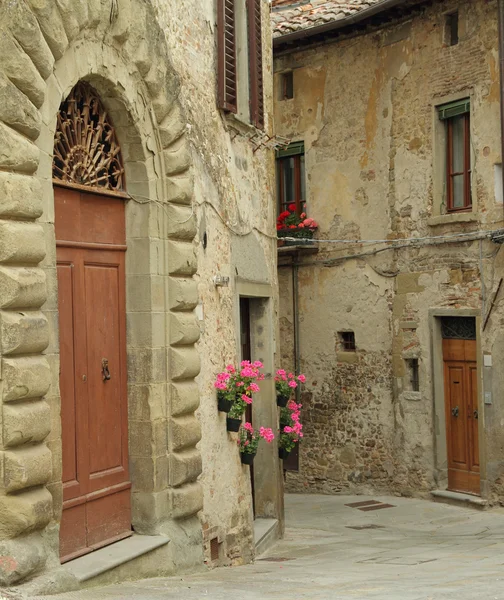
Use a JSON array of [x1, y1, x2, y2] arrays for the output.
[[278, 447, 291, 460], [217, 394, 233, 413], [226, 417, 242, 432], [276, 394, 290, 408], [240, 452, 256, 465]]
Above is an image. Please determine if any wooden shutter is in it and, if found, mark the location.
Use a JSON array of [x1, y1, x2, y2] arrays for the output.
[[217, 0, 237, 113], [247, 0, 264, 129]]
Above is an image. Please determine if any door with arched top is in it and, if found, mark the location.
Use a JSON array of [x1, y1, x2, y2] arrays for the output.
[[53, 82, 131, 562]]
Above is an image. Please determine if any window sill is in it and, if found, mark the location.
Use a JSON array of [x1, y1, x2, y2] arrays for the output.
[[224, 112, 257, 136], [427, 212, 478, 227]]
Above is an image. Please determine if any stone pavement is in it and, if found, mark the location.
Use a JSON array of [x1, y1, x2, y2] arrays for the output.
[[34, 494, 504, 599]]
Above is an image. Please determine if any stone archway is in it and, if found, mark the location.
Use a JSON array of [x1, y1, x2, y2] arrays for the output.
[[0, 0, 202, 589]]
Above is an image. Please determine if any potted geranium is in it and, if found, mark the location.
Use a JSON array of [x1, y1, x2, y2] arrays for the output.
[[275, 370, 306, 407], [278, 399, 303, 460], [277, 203, 317, 244], [214, 361, 264, 432], [238, 422, 275, 465]]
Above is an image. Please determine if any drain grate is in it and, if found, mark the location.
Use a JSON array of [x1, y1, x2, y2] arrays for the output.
[[345, 500, 382, 508], [346, 524, 385, 530], [258, 557, 293, 562], [359, 503, 395, 512], [345, 500, 396, 511]]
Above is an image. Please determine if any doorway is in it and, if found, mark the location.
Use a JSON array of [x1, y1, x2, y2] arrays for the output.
[[240, 297, 255, 516], [441, 317, 480, 495]]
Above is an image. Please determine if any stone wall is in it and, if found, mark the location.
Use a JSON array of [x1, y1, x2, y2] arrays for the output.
[[274, 0, 503, 498], [0, 0, 280, 591]]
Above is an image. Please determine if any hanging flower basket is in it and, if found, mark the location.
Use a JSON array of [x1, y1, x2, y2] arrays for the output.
[[217, 392, 233, 413], [276, 394, 290, 408], [240, 452, 256, 465], [226, 417, 242, 432], [278, 447, 291, 460]]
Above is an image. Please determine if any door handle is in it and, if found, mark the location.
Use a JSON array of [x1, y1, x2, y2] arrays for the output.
[[102, 358, 111, 381], [473, 409, 478, 419], [451, 406, 459, 417]]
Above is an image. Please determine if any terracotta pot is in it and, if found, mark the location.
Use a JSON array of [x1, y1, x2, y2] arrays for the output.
[[226, 417, 241, 432], [278, 447, 291, 460], [217, 393, 233, 413], [277, 394, 290, 408], [240, 452, 256, 465]]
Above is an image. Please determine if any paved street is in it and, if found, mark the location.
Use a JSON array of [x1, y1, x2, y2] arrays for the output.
[[37, 494, 504, 599]]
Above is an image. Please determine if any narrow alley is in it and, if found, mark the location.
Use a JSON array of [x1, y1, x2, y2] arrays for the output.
[[34, 494, 504, 600]]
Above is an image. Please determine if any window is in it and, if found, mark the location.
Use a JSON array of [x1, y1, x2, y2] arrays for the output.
[[405, 359, 420, 392], [445, 12, 459, 46], [217, 0, 264, 129], [276, 142, 305, 215], [280, 71, 294, 100], [439, 99, 471, 212], [339, 331, 356, 352]]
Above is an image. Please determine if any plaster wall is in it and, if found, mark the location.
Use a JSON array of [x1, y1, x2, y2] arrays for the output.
[[274, 0, 504, 499]]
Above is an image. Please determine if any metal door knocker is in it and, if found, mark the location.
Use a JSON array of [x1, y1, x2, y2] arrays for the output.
[[102, 358, 111, 381], [451, 406, 459, 417]]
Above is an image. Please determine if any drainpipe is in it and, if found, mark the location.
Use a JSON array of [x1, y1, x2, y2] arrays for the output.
[[292, 258, 301, 402], [499, 0, 504, 218]]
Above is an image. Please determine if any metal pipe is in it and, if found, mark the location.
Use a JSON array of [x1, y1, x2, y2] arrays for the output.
[[273, 0, 416, 48], [498, 0, 504, 219], [293, 260, 301, 403]]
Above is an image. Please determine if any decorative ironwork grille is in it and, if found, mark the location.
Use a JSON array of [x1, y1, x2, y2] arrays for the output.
[[53, 82, 125, 192], [441, 317, 476, 340]]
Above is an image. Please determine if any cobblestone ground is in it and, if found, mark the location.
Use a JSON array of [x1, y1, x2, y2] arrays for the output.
[[35, 494, 504, 599]]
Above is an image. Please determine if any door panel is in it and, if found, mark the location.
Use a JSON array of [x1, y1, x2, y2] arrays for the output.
[[56, 186, 131, 563], [443, 336, 480, 495]]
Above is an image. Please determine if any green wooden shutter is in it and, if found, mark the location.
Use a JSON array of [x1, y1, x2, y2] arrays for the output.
[[438, 99, 470, 120]]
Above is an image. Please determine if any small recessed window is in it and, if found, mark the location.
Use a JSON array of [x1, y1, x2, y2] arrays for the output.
[[339, 331, 356, 352], [446, 12, 459, 46], [405, 358, 420, 392], [281, 71, 294, 100]]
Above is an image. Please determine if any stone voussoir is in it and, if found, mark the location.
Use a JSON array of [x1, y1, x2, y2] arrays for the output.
[[165, 175, 193, 206], [1, 356, 51, 402], [169, 449, 202, 487], [166, 203, 197, 241], [168, 277, 199, 311], [167, 240, 196, 276], [170, 381, 201, 416], [169, 414, 202, 451], [0, 486, 52, 539], [0, 122, 39, 174], [169, 346, 201, 381], [0, 221, 46, 264], [3, 400, 51, 448], [26, 0, 69, 60], [163, 136, 191, 176], [169, 481, 203, 519], [0, 72, 42, 140], [0, 171, 43, 220]]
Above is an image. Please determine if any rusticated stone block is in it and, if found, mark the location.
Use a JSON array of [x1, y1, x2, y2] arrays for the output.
[[3, 400, 51, 447], [2, 444, 52, 493], [168, 277, 198, 311], [0, 31, 46, 108], [26, 0, 69, 60], [169, 450, 202, 487], [170, 381, 200, 416], [169, 312, 200, 346], [169, 347, 200, 381], [159, 104, 186, 149], [2, 356, 51, 402], [169, 482, 203, 518], [163, 137, 191, 176], [166, 204, 197, 241], [0, 122, 39, 174], [0, 172, 43, 219], [0, 72, 42, 140], [0, 311, 49, 355], [165, 175, 193, 206], [0, 221, 46, 264], [169, 414, 201, 451], [167, 241, 196, 276], [0, 267, 46, 309], [0, 531, 47, 585], [0, 487, 52, 538]]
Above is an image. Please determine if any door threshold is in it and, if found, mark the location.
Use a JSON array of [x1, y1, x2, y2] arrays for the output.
[[64, 533, 169, 582], [431, 489, 487, 510]]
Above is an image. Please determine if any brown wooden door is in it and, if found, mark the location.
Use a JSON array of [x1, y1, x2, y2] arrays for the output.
[[55, 186, 131, 562], [443, 338, 480, 495]]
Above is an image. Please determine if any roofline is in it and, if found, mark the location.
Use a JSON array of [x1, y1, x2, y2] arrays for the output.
[[273, 0, 410, 48]]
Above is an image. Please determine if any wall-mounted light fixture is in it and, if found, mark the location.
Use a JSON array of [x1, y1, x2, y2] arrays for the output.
[[213, 274, 230, 287]]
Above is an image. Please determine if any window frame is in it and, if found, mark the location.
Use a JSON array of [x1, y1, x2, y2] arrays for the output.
[[439, 99, 471, 213], [276, 142, 305, 216]]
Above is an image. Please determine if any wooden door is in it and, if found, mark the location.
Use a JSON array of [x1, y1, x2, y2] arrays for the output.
[[55, 186, 131, 562], [443, 337, 480, 495]]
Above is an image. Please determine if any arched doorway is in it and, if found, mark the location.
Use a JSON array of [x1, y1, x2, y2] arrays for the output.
[[53, 82, 131, 562]]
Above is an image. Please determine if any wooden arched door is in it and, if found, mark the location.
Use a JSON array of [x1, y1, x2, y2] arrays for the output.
[[53, 83, 132, 562]]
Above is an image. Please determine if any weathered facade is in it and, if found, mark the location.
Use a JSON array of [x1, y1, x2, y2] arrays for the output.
[[273, 0, 504, 503], [0, 0, 281, 593]]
